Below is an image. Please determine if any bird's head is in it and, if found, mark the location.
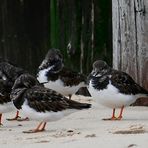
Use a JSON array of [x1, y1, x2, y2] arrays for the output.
[[38, 49, 63, 73], [10, 74, 38, 101], [91, 60, 111, 77], [12, 73, 38, 90]]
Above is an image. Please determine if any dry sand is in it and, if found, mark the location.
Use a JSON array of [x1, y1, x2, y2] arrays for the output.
[[1, 95, 148, 148]]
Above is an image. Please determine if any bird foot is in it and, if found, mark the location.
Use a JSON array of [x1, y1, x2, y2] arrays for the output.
[[17, 117, 29, 122], [7, 116, 21, 121], [23, 128, 45, 133], [0, 123, 3, 127], [102, 116, 122, 121], [116, 116, 122, 120]]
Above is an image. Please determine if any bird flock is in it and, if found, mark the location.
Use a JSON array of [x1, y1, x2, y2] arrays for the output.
[[0, 49, 148, 133]]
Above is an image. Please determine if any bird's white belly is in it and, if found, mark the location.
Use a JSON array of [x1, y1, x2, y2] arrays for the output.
[[44, 79, 85, 97], [88, 82, 137, 108], [22, 100, 77, 122], [0, 101, 16, 113], [37, 70, 85, 96]]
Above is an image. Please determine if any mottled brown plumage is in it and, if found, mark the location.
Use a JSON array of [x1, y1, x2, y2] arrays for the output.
[[0, 58, 28, 121], [0, 80, 11, 104], [111, 70, 148, 95], [11, 73, 91, 133], [88, 60, 148, 120], [11, 73, 91, 112], [89, 60, 148, 95], [37, 49, 87, 99], [46, 67, 86, 87]]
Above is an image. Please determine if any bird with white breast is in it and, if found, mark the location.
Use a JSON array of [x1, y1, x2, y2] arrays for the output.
[[88, 60, 148, 120]]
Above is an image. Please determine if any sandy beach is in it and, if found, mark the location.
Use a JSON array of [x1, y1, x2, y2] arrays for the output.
[[1, 95, 148, 148]]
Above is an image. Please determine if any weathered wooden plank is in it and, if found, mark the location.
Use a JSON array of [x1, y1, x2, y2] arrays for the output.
[[112, 0, 148, 88], [112, 0, 122, 70], [135, 0, 148, 87]]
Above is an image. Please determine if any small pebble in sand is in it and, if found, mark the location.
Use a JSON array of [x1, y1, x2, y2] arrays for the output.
[[128, 144, 137, 147], [85, 134, 96, 138], [18, 124, 23, 126]]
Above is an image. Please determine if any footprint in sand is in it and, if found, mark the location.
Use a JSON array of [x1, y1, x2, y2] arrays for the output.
[[52, 129, 81, 138], [112, 125, 146, 134], [85, 134, 96, 138]]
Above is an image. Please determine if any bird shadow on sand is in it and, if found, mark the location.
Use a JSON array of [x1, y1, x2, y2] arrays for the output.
[[122, 117, 148, 121]]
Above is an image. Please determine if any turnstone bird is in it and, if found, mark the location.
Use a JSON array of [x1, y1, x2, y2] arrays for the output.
[[0, 58, 28, 121], [0, 79, 16, 125], [88, 60, 148, 120], [37, 49, 87, 99], [11, 73, 91, 133]]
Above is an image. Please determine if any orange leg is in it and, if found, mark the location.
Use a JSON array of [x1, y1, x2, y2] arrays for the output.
[[103, 106, 124, 121], [111, 108, 116, 119], [116, 106, 124, 120], [0, 113, 3, 126], [103, 108, 117, 120], [23, 122, 47, 133], [7, 110, 21, 121], [40, 122, 47, 131], [7, 111, 29, 121]]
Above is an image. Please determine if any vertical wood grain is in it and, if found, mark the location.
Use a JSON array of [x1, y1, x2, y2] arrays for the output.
[[112, 0, 148, 88]]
